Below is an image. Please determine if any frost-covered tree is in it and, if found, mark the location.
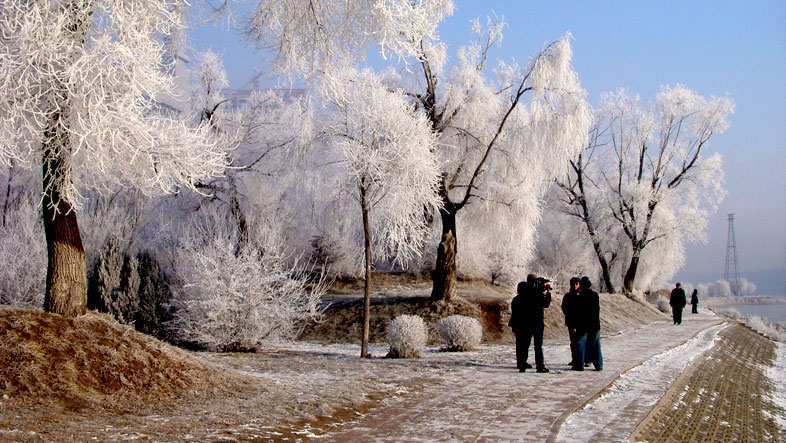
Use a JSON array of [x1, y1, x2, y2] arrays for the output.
[[317, 68, 441, 357], [243, 2, 590, 301], [598, 86, 732, 292], [190, 49, 229, 130], [0, 0, 227, 316], [185, 50, 312, 252], [552, 117, 622, 292]]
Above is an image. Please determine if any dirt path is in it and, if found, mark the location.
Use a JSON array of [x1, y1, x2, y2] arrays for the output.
[[630, 323, 784, 442], [319, 314, 722, 442]]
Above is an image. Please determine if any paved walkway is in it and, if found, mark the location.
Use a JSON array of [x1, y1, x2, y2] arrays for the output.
[[631, 323, 783, 442], [320, 312, 722, 442]]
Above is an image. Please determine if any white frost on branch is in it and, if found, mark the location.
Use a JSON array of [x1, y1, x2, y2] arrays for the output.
[[168, 210, 327, 352], [0, 0, 227, 209], [244, 0, 455, 77], [315, 67, 442, 270]]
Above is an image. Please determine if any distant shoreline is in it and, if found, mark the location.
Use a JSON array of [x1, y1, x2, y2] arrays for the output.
[[703, 295, 786, 306]]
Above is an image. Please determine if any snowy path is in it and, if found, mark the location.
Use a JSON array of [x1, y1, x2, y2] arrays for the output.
[[557, 322, 726, 442], [318, 313, 723, 442]]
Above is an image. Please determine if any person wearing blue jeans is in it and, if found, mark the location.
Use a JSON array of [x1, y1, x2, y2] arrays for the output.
[[580, 276, 603, 371]]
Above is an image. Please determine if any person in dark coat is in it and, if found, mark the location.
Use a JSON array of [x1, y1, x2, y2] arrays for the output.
[[509, 273, 552, 373], [690, 289, 699, 314], [562, 277, 581, 369], [580, 276, 603, 371], [670, 283, 687, 324]]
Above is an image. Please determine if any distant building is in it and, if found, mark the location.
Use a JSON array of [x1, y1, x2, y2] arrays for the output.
[[153, 45, 308, 114], [154, 38, 192, 115]]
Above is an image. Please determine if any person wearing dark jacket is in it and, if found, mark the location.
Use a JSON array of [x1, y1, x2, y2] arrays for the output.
[[509, 273, 552, 373], [562, 277, 581, 369], [691, 289, 699, 314], [580, 276, 603, 371], [670, 283, 687, 324]]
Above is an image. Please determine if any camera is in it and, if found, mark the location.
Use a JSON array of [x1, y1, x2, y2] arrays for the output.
[[536, 277, 551, 291]]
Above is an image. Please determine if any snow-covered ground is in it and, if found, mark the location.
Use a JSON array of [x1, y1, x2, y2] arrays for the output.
[[767, 342, 786, 432]]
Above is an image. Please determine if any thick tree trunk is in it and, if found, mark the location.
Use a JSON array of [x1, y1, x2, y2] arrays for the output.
[[42, 134, 87, 317], [430, 206, 457, 302], [599, 257, 615, 294], [38, 0, 93, 317], [360, 188, 372, 358], [623, 251, 640, 294], [228, 176, 249, 252]]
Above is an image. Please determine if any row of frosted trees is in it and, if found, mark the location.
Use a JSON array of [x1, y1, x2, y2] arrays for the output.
[[0, 0, 732, 354]]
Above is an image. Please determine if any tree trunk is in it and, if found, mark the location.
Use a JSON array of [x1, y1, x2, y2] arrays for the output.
[[599, 257, 615, 294], [360, 187, 372, 358], [42, 130, 87, 317], [623, 250, 640, 294], [590, 239, 615, 294], [228, 176, 249, 252], [430, 206, 457, 302]]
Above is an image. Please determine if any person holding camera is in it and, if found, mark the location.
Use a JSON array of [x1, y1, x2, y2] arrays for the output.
[[508, 273, 552, 373]]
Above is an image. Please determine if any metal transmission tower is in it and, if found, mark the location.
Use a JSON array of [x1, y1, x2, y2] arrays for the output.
[[724, 214, 741, 295]]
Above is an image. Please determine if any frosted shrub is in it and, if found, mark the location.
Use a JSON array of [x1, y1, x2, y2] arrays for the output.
[[435, 315, 483, 352], [743, 316, 786, 342], [169, 224, 327, 352], [0, 202, 45, 307], [386, 315, 428, 358], [715, 307, 741, 319]]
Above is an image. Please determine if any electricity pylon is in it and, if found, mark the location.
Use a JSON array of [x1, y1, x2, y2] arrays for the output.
[[724, 213, 740, 295]]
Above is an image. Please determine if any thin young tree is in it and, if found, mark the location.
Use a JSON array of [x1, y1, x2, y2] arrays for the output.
[[318, 68, 441, 357], [554, 116, 620, 292], [244, 2, 590, 301], [599, 86, 732, 292], [0, 0, 227, 316]]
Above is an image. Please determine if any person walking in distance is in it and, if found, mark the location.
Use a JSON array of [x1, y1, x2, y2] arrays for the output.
[[580, 276, 603, 371], [508, 274, 552, 373], [690, 289, 699, 314], [670, 283, 687, 325], [562, 277, 581, 370]]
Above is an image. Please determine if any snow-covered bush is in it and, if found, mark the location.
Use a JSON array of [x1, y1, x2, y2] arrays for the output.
[[714, 307, 741, 319], [435, 315, 483, 352], [743, 316, 786, 342], [386, 315, 428, 358], [168, 219, 327, 352], [0, 201, 45, 307]]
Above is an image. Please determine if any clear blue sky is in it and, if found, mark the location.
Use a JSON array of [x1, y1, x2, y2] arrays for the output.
[[190, 1, 786, 292]]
